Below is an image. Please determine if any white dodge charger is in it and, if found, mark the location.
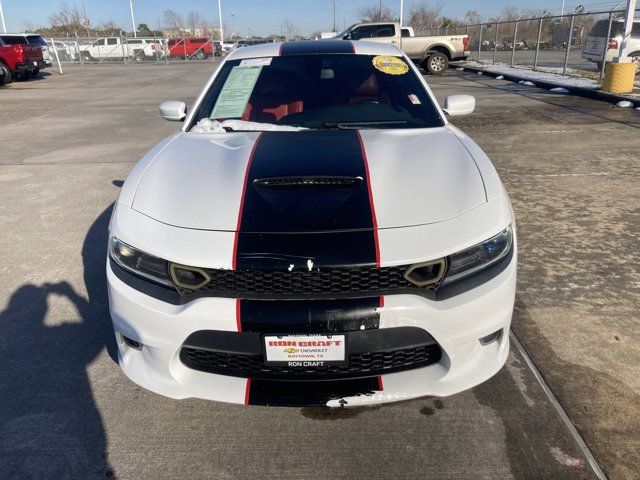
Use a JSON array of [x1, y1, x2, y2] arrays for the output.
[[107, 40, 516, 407]]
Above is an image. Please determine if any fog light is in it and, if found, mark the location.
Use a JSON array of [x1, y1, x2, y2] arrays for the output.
[[122, 335, 142, 350], [403, 258, 446, 287], [169, 263, 211, 289], [479, 329, 503, 346]]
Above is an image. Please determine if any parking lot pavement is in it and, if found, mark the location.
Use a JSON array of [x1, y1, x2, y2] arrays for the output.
[[0, 63, 632, 479], [429, 71, 640, 480]]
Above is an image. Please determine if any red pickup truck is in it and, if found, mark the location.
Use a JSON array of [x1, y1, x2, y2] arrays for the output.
[[0, 38, 44, 85], [167, 37, 221, 59]]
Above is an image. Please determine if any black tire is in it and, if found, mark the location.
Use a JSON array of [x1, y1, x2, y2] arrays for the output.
[[0, 61, 11, 85], [596, 61, 603, 71], [81, 52, 92, 62], [424, 52, 449, 75], [195, 50, 206, 60], [132, 50, 144, 62]]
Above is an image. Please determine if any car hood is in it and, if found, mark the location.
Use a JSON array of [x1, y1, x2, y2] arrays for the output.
[[131, 127, 487, 232]]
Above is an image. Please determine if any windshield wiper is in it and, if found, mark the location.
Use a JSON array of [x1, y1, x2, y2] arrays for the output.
[[317, 121, 408, 130]]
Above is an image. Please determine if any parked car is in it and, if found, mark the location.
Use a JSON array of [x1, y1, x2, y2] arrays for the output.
[[126, 38, 164, 61], [107, 40, 516, 407], [78, 37, 126, 61], [0, 33, 51, 67], [581, 18, 640, 73], [167, 37, 214, 59], [0, 35, 45, 84], [335, 21, 469, 74], [50, 40, 79, 62]]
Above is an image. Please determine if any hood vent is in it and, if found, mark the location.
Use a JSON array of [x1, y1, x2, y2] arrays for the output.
[[253, 176, 363, 188]]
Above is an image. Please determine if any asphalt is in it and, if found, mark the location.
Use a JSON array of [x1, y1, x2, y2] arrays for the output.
[[0, 62, 637, 480]]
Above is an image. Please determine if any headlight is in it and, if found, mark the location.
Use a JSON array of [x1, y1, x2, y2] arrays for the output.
[[109, 236, 172, 286], [442, 225, 513, 285]]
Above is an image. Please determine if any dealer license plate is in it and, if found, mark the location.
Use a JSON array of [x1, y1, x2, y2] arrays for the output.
[[264, 334, 346, 367]]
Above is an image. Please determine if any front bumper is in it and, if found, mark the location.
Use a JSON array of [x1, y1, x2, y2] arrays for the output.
[[107, 247, 516, 407]]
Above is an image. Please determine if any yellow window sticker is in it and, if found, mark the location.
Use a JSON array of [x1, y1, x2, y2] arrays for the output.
[[372, 55, 409, 75]]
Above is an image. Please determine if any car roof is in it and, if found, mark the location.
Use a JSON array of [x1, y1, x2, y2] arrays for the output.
[[226, 40, 403, 61], [2, 33, 41, 36]]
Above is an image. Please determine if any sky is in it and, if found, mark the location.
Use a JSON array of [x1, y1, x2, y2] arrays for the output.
[[1, 0, 625, 36]]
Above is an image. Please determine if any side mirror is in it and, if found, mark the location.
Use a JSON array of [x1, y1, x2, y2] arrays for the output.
[[159, 101, 187, 121], [443, 95, 475, 116], [344, 33, 351, 40]]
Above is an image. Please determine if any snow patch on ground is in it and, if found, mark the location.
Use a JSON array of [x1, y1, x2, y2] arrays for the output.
[[191, 118, 308, 134], [550, 447, 584, 468], [616, 100, 634, 108], [461, 61, 601, 89], [550, 87, 570, 93], [518, 80, 536, 86], [495, 75, 504, 80]]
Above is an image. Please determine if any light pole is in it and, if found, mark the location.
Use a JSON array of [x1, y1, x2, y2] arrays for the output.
[[217, 0, 224, 46], [560, 0, 565, 16], [619, 0, 637, 61], [333, 0, 336, 32], [129, 0, 137, 37], [0, 0, 7, 33]]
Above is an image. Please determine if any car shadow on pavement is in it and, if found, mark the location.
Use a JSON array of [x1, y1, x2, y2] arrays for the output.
[[0, 202, 117, 479]]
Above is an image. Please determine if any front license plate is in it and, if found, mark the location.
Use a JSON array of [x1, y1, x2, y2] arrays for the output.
[[264, 334, 346, 367]]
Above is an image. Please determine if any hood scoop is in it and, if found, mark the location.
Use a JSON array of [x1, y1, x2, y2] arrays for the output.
[[253, 176, 363, 189]]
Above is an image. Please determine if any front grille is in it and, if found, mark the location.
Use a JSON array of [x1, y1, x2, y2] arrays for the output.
[[176, 265, 437, 300], [180, 344, 442, 380]]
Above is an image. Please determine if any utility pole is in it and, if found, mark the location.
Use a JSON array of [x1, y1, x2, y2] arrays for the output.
[[618, 0, 637, 61], [129, 0, 137, 37], [0, 0, 6, 33], [333, 0, 336, 31], [560, 0, 565, 16], [217, 0, 224, 46]]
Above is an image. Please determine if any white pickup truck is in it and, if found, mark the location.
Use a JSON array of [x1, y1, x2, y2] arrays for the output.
[[78, 37, 162, 62], [335, 21, 469, 74]]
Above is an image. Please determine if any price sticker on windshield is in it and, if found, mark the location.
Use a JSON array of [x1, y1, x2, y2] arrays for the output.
[[372, 55, 409, 75]]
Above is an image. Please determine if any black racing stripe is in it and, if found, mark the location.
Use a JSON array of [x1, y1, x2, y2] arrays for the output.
[[238, 131, 373, 233], [235, 130, 380, 334], [239, 298, 380, 333], [236, 130, 376, 271], [247, 377, 379, 407], [279, 40, 354, 56]]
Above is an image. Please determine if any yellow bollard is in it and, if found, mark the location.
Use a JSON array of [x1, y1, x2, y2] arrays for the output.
[[602, 61, 637, 94]]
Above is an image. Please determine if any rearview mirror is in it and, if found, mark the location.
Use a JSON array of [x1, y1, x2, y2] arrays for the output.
[[159, 101, 187, 121], [443, 95, 475, 116]]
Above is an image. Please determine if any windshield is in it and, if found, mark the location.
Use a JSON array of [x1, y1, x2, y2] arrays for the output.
[[336, 24, 356, 38], [191, 54, 443, 131]]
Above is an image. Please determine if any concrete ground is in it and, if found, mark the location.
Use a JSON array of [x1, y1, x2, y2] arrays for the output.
[[0, 63, 637, 479]]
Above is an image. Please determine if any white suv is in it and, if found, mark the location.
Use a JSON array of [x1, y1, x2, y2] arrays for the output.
[[581, 18, 640, 73]]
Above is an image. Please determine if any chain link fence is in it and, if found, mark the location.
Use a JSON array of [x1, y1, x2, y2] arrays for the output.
[[418, 8, 639, 80]]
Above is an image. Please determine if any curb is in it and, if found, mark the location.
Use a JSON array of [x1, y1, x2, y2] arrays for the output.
[[454, 65, 640, 108]]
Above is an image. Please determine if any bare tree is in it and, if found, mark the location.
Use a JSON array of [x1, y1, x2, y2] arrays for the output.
[[186, 11, 204, 35], [282, 19, 298, 40], [48, 3, 83, 35], [163, 9, 184, 31], [99, 21, 121, 36], [407, 1, 442, 31], [465, 10, 482, 25], [360, 5, 394, 22]]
